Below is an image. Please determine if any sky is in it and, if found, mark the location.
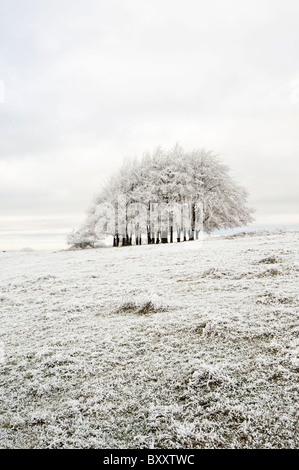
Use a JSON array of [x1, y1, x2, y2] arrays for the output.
[[0, 0, 298, 250]]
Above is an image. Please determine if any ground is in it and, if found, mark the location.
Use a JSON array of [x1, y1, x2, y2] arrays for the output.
[[0, 231, 298, 448]]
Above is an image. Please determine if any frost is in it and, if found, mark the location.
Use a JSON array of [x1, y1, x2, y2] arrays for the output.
[[0, 230, 298, 448], [117, 292, 168, 315], [258, 256, 281, 264], [258, 268, 282, 277]]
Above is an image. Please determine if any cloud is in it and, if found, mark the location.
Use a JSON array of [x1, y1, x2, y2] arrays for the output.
[[0, 80, 4, 103], [0, 0, 299, 248], [291, 78, 299, 103]]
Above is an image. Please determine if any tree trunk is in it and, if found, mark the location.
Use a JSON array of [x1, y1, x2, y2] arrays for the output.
[[190, 203, 195, 240]]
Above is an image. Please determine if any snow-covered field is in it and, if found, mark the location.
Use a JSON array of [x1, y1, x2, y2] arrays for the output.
[[0, 231, 298, 449]]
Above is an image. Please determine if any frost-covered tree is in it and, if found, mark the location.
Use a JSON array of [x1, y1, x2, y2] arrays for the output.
[[67, 145, 254, 248]]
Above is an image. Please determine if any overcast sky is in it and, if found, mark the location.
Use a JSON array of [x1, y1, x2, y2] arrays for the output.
[[0, 0, 298, 249]]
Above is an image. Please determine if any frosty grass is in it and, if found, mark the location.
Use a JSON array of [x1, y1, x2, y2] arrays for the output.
[[0, 231, 298, 448]]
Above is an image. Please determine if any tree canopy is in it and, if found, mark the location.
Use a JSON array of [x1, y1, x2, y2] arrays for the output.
[[67, 145, 254, 248]]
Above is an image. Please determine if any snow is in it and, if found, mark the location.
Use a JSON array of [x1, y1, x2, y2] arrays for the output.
[[0, 231, 298, 448]]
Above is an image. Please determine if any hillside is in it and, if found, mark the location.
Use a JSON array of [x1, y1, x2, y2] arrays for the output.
[[0, 231, 298, 448]]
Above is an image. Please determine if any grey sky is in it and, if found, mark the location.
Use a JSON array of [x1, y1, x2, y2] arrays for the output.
[[0, 0, 298, 249]]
